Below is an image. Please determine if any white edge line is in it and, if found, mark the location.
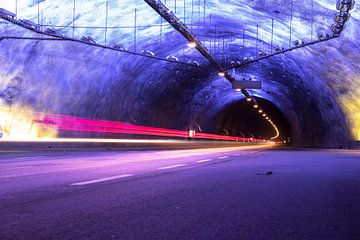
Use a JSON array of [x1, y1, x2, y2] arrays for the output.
[[0, 166, 33, 171], [18, 156, 45, 159], [218, 156, 229, 159], [196, 159, 212, 163], [71, 174, 134, 186], [158, 164, 186, 170]]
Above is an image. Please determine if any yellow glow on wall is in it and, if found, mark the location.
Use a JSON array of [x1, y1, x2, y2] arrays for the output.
[[0, 103, 57, 139], [342, 99, 360, 140], [337, 77, 360, 141]]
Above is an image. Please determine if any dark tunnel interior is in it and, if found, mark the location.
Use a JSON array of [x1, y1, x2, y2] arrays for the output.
[[214, 97, 291, 142]]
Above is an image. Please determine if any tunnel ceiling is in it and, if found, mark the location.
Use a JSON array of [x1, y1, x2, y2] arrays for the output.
[[0, 0, 359, 148]]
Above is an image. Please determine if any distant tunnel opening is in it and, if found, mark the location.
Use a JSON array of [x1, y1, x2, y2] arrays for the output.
[[213, 97, 291, 142]]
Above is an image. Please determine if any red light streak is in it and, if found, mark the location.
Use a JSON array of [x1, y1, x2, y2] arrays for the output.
[[33, 113, 269, 143]]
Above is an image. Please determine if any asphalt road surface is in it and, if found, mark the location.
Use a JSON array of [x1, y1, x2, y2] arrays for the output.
[[1, 146, 360, 240]]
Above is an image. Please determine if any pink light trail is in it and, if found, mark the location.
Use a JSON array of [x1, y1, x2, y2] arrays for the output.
[[33, 113, 267, 143]]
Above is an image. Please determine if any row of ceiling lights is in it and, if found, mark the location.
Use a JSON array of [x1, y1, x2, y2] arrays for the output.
[[1, 1, 279, 140], [245, 95, 280, 140], [202, 46, 281, 139], [184, 17, 293, 140], [0, 8, 202, 67], [186, 1, 355, 140], [210, 57, 280, 140], [219, 70, 279, 139]]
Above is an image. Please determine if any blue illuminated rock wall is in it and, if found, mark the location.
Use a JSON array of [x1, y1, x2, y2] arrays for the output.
[[0, 0, 359, 147]]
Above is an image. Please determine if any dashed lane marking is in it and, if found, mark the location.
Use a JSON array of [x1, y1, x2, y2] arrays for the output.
[[0, 166, 33, 171], [196, 159, 212, 163], [234, 150, 263, 156], [158, 164, 186, 170], [218, 156, 229, 159], [71, 174, 134, 186], [18, 156, 45, 160]]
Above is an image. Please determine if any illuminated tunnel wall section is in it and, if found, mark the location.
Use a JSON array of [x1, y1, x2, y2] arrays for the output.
[[0, 0, 359, 147]]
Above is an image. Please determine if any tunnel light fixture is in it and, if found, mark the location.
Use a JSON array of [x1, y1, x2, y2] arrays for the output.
[[235, 88, 242, 92], [253, 104, 259, 109], [246, 97, 252, 102], [187, 41, 197, 48], [266, 117, 269, 120], [331, 0, 355, 37], [258, 109, 263, 113], [262, 113, 266, 117], [218, 72, 225, 77]]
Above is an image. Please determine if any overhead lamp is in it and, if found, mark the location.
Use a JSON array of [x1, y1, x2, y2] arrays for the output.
[[246, 97, 252, 102], [218, 72, 225, 77], [235, 88, 242, 92], [253, 104, 259, 109], [187, 41, 197, 48], [258, 109, 263, 113], [266, 117, 269, 120], [262, 113, 266, 117]]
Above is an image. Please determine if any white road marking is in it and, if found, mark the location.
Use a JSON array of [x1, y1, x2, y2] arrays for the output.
[[234, 151, 261, 157], [0, 166, 33, 171], [71, 174, 134, 186], [158, 164, 186, 170], [196, 159, 212, 163], [218, 156, 229, 159], [18, 156, 45, 159]]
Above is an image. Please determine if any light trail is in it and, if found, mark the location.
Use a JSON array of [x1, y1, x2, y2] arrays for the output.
[[31, 113, 269, 143], [0, 138, 185, 143]]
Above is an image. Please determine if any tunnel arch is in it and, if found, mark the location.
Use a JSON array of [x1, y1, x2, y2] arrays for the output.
[[0, 0, 357, 149], [204, 96, 291, 141]]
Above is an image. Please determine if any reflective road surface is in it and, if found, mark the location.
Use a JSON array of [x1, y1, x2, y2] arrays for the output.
[[1, 146, 360, 240]]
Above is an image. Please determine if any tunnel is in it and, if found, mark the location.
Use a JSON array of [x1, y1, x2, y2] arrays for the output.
[[0, 0, 358, 148], [209, 97, 291, 141], [2, 1, 360, 239]]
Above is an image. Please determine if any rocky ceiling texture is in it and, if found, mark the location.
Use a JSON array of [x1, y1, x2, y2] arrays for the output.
[[0, 0, 359, 147]]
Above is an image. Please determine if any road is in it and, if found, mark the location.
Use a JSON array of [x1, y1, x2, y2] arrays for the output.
[[1, 146, 360, 240]]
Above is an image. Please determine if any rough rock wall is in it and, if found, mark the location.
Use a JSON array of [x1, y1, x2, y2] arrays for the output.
[[0, 0, 359, 147]]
